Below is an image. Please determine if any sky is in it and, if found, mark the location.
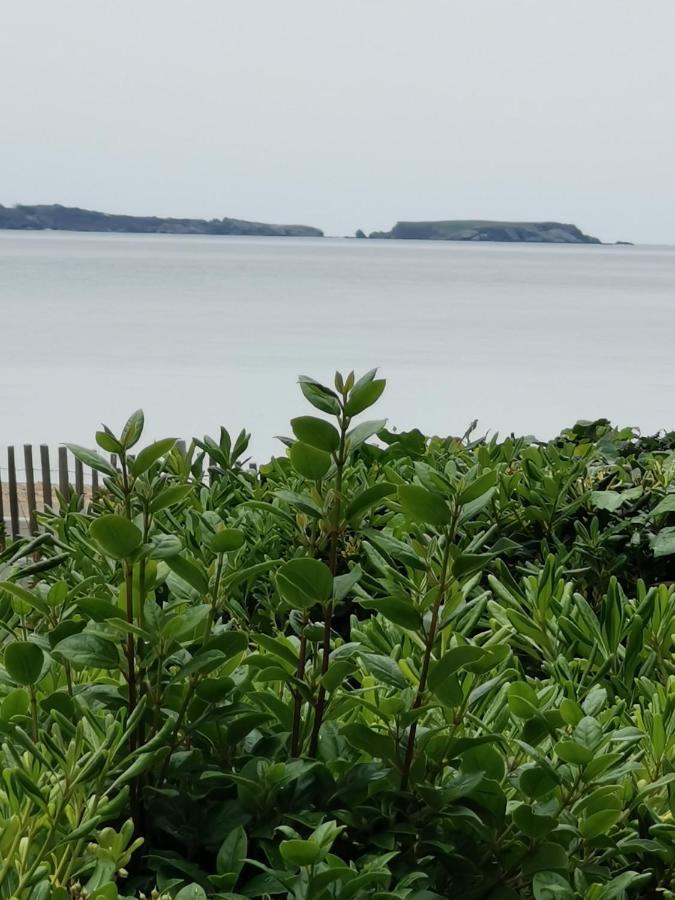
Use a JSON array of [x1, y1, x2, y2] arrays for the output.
[[1, 0, 674, 243]]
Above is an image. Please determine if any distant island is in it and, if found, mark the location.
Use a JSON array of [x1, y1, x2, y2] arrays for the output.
[[0, 204, 324, 237], [0, 205, 612, 244], [364, 220, 602, 243]]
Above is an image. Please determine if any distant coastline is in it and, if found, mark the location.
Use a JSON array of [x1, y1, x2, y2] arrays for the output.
[[0, 204, 324, 238], [362, 220, 603, 244], [0, 204, 614, 244]]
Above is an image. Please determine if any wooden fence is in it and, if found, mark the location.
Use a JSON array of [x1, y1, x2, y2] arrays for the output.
[[0, 442, 186, 549]]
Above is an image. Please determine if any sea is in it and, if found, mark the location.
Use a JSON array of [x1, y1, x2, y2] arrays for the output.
[[1, 231, 674, 463]]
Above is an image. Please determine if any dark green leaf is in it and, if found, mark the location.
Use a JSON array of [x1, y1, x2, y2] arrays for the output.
[[289, 441, 331, 480], [398, 484, 451, 529], [276, 558, 333, 609], [4, 642, 45, 685], [291, 416, 340, 452], [90, 515, 143, 560]]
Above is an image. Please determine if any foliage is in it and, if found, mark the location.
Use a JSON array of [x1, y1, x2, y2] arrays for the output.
[[2, 374, 675, 898]]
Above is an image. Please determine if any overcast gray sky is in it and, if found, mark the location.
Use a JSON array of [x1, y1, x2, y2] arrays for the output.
[[1, 0, 674, 243]]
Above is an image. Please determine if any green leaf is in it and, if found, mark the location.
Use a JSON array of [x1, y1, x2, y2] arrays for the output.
[[208, 528, 245, 554], [332, 565, 362, 601], [291, 416, 340, 452], [166, 555, 209, 595], [298, 376, 341, 415], [120, 409, 145, 449], [280, 838, 321, 867], [90, 515, 143, 560], [274, 490, 323, 518], [276, 558, 333, 609], [453, 552, 493, 579], [64, 444, 116, 477], [428, 646, 486, 692], [4, 642, 45, 685], [651, 494, 675, 517], [1, 687, 29, 721], [0, 582, 50, 616], [652, 527, 675, 558], [347, 419, 387, 451], [87, 884, 117, 900], [322, 659, 355, 692], [52, 634, 120, 670], [76, 596, 117, 621], [341, 722, 396, 760], [590, 490, 624, 512], [171, 650, 226, 682], [555, 740, 593, 765], [458, 470, 497, 506], [573, 716, 603, 750], [360, 652, 407, 689], [579, 808, 622, 839], [216, 825, 247, 878], [519, 766, 559, 799], [346, 483, 396, 523], [149, 483, 193, 513], [532, 872, 574, 900], [522, 842, 568, 875], [290, 441, 331, 480], [507, 682, 539, 719], [132, 438, 177, 476], [345, 378, 385, 416], [174, 885, 208, 900], [398, 484, 451, 529], [512, 804, 557, 838], [95, 428, 122, 453], [358, 597, 421, 631]]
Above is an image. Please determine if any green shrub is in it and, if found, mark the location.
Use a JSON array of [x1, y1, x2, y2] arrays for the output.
[[2, 371, 675, 898]]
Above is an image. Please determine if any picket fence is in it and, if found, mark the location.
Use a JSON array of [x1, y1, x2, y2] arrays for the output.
[[0, 442, 187, 548]]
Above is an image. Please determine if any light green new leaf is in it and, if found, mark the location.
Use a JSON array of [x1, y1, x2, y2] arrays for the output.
[[120, 408, 145, 449], [209, 528, 246, 554]]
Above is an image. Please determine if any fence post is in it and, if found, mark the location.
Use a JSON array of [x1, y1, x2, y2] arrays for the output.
[[91, 468, 99, 496], [24, 445, 38, 535], [0, 458, 5, 550], [58, 447, 70, 507], [40, 445, 52, 509], [7, 447, 20, 539], [75, 459, 84, 497]]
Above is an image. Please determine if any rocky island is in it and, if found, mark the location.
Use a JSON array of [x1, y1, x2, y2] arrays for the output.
[[0, 204, 324, 237], [367, 219, 601, 243]]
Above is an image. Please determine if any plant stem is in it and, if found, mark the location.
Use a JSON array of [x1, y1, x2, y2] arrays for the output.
[[400, 536, 452, 792], [124, 561, 137, 743], [157, 677, 197, 784], [291, 613, 309, 756], [308, 414, 348, 757], [29, 685, 39, 742]]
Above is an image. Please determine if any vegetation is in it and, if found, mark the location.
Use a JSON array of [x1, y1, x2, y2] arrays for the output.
[[0, 204, 323, 237], [367, 221, 601, 243], [2, 369, 675, 899]]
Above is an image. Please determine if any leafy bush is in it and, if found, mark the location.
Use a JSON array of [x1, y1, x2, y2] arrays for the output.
[[2, 370, 675, 899]]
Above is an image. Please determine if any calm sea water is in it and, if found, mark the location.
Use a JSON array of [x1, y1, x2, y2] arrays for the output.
[[1, 231, 674, 462]]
